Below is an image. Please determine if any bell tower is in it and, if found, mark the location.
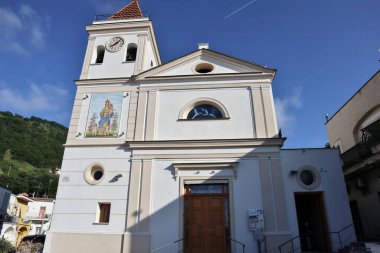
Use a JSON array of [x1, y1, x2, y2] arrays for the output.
[[80, 0, 161, 79]]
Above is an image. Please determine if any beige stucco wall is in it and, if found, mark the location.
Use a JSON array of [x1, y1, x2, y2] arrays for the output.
[[45, 232, 123, 253], [326, 71, 380, 152]]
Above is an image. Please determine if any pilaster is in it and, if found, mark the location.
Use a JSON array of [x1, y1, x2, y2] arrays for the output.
[[80, 36, 96, 79]]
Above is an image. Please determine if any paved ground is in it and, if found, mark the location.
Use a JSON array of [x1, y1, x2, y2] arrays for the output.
[[366, 242, 380, 253]]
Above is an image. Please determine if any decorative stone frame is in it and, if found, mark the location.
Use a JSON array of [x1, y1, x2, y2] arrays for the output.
[[178, 175, 237, 253], [296, 165, 321, 190], [178, 97, 230, 120], [84, 163, 106, 185], [172, 162, 238, 181]]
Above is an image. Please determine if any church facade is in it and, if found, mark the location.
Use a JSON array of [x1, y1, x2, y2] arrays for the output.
[[43, 1, 355, 253]]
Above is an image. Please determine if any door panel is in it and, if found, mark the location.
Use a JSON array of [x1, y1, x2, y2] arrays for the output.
[[208, 196, 226, 253], [188, 196, 204, 253], [186, 194, 229, 253]]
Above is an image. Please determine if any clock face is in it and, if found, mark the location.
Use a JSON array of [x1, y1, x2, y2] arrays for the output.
[[106, 37, 125, 52]]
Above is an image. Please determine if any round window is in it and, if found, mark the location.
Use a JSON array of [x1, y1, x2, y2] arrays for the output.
[[194, 63, 214, 74], [84, 163, 105, 185], [296, 166, 321, 190], [299, 170, 314, 186]]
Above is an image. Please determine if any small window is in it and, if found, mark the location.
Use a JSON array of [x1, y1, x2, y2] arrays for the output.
[[99, 203, 111, 223], [38, 206, 46, 219], [95, 45, 105, 64], [187, 104, 223, 119], [126, 43, 137, 62]]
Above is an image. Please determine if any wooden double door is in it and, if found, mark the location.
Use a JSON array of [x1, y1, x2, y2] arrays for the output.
[[184, 184, 230, 253]]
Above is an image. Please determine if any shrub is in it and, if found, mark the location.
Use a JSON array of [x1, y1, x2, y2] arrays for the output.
[[0, 237, 15, 253]]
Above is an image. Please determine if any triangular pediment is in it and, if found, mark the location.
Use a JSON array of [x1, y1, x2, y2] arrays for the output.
[[137, 49, 275, 79]]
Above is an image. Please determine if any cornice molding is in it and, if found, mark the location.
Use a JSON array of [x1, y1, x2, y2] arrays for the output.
[[126, 138, 286, 150]]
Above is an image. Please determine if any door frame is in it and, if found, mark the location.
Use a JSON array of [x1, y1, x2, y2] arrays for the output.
[[294, 192, 331, 252], [179, 176, 236, 253]]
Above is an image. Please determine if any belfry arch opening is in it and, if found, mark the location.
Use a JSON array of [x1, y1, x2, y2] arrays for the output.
[[126, 43, 137, 62], [95, 45, 105, 64]]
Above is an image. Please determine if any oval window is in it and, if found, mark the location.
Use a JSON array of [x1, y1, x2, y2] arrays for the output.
[[195, 63, 214, 74]]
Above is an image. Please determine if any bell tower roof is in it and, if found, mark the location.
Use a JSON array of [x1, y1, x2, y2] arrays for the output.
[[108, 0, 143, 20]]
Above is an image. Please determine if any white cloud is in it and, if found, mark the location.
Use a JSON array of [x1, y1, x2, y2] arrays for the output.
[[0, 5, 47, 54], [274, 86, 302, 136], [0, 82, 69, 113]]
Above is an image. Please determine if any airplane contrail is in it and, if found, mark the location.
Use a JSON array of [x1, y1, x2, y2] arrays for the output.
[[224, 0, 257, 19]]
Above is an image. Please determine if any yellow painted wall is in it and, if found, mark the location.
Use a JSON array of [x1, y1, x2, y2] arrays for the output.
[[15, 198, 32, 246]]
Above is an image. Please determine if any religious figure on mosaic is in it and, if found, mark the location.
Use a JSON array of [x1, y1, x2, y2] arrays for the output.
[[85, 93, 123, 138], [96, 98, 114, 136]]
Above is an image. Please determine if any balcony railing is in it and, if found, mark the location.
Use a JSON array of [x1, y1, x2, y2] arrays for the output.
[[22, 213, 52, 222], [341, 118, 380, 170]]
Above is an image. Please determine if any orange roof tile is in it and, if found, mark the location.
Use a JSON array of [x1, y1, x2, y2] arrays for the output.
[[108, 0, 143, 20]]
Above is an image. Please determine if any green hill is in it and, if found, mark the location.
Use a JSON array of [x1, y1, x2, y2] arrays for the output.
[[0, 111, 68, 197]]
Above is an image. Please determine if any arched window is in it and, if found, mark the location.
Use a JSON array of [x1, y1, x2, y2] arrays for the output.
[[179, 98, 230, 120], [187, 104, 223, 119], [126, 43, 137, 62], [95, 45, 105, 64], [353, 105, 380, 143]]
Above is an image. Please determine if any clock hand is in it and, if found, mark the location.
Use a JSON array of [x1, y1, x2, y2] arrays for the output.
[[110, 40, 121, 47]]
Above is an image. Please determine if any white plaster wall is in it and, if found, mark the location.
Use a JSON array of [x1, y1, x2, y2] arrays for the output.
[[27, 201, 54, 216], [150, 157, 263, 253], [88, 34, 138, 79], [1, 224, 17, 245], [143, 38, 157, 70], [29, 222, 52, 236], [156, 88, 255, 140], [156, 55, 254, 76], [50, 146, 131, 233], [281, 149, 355, 251]]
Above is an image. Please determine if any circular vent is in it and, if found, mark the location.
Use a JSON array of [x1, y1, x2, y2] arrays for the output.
[[84, 163, 105, 185], [195, 63, 214, 74]]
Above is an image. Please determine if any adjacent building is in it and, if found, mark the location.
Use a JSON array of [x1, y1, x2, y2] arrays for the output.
[[1, 195, 55, 246], [0, 187, 12, 241], [24, 198, 55, 236], [44, 1, 355, 253], [1, 194, 18, 246], [326, 70, 380, 241]]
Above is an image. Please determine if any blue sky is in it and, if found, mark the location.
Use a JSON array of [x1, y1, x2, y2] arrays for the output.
[[0, 0, 379, 148]]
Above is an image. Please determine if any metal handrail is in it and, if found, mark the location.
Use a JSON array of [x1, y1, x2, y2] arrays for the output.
[[228, 237, 246, 253], [150, 238, 183, 253], [330, 223, 355, 249], [278, 235, 300, 253], [278, 223, 355, 253]]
